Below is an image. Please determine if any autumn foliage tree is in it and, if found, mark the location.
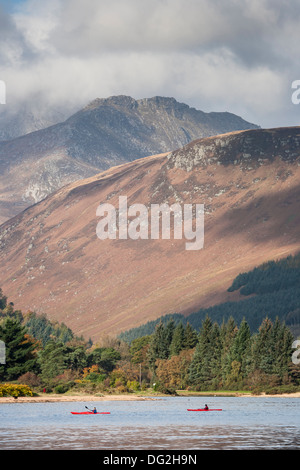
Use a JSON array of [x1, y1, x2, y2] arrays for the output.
[[155, 349, 194, 390]]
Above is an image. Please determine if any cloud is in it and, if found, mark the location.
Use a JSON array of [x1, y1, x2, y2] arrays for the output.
[[0, 0, 299, 127], [0, 4, 29, 65]]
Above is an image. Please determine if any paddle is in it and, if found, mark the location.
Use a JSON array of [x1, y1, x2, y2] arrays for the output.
[[85, 406, 94, 412]]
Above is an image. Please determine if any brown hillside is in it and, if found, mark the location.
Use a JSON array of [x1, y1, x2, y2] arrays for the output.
[[0, 127, 300, 340]]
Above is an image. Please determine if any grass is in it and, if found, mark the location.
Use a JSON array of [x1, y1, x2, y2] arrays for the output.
[[176, 390, 252, 397]]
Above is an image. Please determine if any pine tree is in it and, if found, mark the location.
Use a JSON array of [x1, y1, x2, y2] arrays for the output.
[[169, 322, 185, 357], [251, 317, 274, 375], [183, 322, 198, 350], [0, 288, 7, 310], [230, 318, 252, 377], [147, 322, 169, 372], [210, 322, 222, 388], [0, 318, 37, 380], [189, 316, 216, 389], [220, 317, 238, 384], [130, 336, 151, 364], [271, 318, 294, 380], [223, 318, 252, 388], [165, 319, 176, 352], [37, 341, 68, 381]]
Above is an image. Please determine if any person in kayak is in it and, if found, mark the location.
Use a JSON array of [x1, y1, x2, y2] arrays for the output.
[[85, 405, 97, 413], [204, 404, 209, 410]]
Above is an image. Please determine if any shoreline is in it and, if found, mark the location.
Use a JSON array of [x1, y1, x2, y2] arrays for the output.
[[1, 391, 300, 403], [0, 393, 154, 403]]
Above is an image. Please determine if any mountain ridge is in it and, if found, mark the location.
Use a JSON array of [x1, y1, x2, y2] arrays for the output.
[[0, 95, 258, 224]]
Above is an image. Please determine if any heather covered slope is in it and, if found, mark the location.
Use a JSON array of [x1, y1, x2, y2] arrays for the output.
[[0, 127, 299, 340]]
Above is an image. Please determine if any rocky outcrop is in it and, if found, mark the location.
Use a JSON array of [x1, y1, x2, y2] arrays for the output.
[[168, 127, 300, 171]]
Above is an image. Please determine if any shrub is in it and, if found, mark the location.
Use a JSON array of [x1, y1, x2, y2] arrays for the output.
[[0, 383, 33, 398], [153, 382, 177, 395], [265, 385, 300, 395], [18, 372, 41, 387], [127, 380, 140, 392], [54, 384, 70, 394], [115, 384, 128, 393], [85, 372, 105, 383], [109, 369, 127, 387]]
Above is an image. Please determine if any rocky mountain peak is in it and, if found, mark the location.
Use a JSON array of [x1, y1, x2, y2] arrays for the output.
[[0, 95, 259, 224], [83, 95, 138, 111]]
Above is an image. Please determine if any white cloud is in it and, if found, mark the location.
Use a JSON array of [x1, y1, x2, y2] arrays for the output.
[[0, 0, 300, 127], [13, 0, 60, 53]]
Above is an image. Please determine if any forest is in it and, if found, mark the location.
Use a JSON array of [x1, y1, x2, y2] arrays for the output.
[[120, 253, 300, 343], [0, 286, 300, 397]]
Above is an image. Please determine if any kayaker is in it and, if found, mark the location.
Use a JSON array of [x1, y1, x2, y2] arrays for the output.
[[85, 405, 97, 413], [204, 404, 209, 410]]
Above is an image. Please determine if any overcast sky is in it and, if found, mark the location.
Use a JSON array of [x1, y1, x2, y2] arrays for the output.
[[0, 0, 300, 128]]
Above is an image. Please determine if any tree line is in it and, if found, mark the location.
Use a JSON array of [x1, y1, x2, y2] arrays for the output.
[[0, 314, 123, 391], [141, 316, 299, 392], [0, 287, 300, 395]]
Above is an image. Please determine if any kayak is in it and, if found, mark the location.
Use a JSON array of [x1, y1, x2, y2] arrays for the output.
[[71, 411, 111, 415], [187, 409, 222, 411]]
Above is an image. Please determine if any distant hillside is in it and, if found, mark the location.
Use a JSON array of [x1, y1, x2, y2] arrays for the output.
[[1, 127, 300, 340], [119, 253, 300, 343]]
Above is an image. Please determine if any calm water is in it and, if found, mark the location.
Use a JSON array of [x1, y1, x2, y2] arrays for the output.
[[0, 396, 299, 450]]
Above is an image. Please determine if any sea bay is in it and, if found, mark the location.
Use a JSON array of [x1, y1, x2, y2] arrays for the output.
[[0, 396, 299, 450]]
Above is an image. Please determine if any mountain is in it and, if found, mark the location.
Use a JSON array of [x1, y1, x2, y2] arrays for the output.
[[0, 103, 75, 141], [0, 95, 258, 224], [0, 126, 299, 341]]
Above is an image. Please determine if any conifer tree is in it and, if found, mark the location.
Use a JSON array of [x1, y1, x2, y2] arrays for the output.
[[230, 318, 252, 377], [0, 318, 37, 380], [189, 316, 215, 389], [169, 322, 185, 357], [251, 317, 274, 375], [0, 288, 7, 310], [130, 335, 151, 364], [147, 322, 169, 372], [220, 317, 238, 384], [210, 322, 222, 387], [165, 319, 176, 352], [37, 341, 68, 381], [271, 318, 293, 379], [183, 322, 198, 350]]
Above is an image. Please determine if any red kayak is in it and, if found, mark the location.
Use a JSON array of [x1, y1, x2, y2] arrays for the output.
[[187, 409, 222, 411], [71, 411, 110, 415]]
